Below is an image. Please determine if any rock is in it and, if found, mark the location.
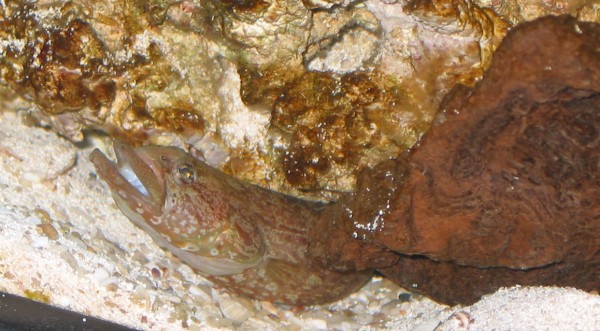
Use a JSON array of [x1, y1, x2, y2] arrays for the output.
[[309, 15, 600, 304], [0, 0, 510, 201], [380, 14, 600, 269]]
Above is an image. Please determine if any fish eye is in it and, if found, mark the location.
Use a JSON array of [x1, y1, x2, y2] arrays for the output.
[[176, 163, 195, 184]]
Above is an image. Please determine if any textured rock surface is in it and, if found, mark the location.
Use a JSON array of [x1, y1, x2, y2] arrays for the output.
[[1, 1, 597, 200], [309, 15, 600, 304], [235, 0, 510, 196], [0, 0, 510, 200]]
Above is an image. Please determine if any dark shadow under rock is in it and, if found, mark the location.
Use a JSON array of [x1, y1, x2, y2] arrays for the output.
[[309, 15, 600, 304], [379, 252, 600, 305]]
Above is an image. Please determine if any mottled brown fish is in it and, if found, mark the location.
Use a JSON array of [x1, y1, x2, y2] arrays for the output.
[[90, 141, 372, 305]]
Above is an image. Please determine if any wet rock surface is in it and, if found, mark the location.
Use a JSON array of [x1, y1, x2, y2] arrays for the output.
[[1, 0, 596, 201], [309, 15, 600, 304], [0, 0, 510, 200]]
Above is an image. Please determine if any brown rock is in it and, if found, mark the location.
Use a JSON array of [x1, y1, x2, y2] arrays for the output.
[[379, 252, 599, 305], [309, 15, 600, 304]]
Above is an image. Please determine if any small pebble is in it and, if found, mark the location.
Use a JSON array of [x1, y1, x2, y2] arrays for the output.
[[380, 299, 408, 316], [303, 318, 327, 330], [355, 312, 373, 325], [151, 267, 161, 278], [218, 297, 255, 324], [205, 315, 234, 328], [37, 223, 59, 240], [131, 285, 151, 309], [399, 292, 412, 302]]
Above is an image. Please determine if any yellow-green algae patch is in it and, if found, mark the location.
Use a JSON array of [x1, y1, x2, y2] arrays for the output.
[[24, 289, 51, 304]]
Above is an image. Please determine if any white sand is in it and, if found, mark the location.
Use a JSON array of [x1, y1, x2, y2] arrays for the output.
[[0, 110, 598, 330]]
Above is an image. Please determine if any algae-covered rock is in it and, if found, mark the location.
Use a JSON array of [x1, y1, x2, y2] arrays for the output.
[[0, 0, 595, 199]]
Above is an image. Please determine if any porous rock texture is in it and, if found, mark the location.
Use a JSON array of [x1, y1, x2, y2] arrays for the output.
[[0, 0, 598, 201], [309, 15, 600, 305]]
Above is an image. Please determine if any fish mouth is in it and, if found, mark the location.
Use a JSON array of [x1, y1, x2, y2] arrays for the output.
[[90, 141, 168, 221]]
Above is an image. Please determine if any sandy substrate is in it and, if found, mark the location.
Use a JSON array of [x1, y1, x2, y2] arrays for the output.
[[0, 110, 598, 330]]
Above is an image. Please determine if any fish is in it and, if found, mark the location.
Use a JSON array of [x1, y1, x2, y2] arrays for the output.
[[89, 141, 372, 305]]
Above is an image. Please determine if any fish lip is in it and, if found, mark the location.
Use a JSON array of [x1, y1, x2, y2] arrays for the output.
[[90, 141, 166, 216]]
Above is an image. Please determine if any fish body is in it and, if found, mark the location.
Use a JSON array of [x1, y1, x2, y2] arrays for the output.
[[90, 142, 371, 305]]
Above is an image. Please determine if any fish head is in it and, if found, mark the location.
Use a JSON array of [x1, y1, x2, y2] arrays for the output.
[[90, 141, 264, 276]]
